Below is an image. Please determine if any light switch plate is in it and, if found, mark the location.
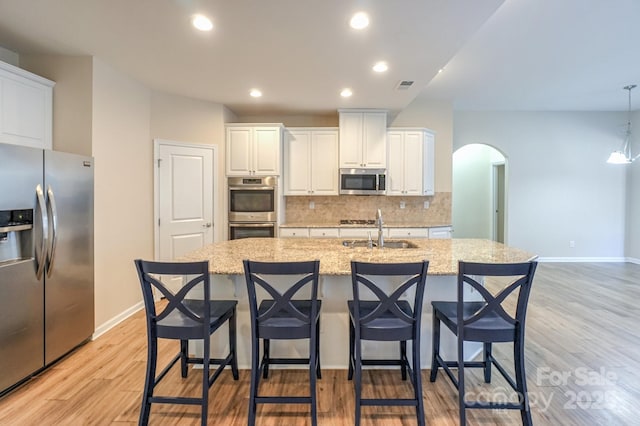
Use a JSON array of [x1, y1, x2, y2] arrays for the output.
[[400, 201, 406, 209], [423, 201, 430, 209], [309, 201, 315, 209]]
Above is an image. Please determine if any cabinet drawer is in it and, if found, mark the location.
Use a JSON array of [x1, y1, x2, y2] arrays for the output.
[[428, 227, 452, 239], [309, 228, 339, 238], [279, 228, 309, 238], [387, 228, 428, 238]]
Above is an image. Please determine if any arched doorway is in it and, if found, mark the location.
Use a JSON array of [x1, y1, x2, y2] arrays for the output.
[[452, 144, 507, 243]]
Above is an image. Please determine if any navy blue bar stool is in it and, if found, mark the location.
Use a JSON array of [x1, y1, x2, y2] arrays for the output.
[[243, 259, 321, 426], [348, 260, 429, 426], [430, 260, 538, 425], [134, 259, 238, 426]]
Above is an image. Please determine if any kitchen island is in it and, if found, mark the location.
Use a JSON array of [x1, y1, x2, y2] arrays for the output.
[[181, 238, 536, 368]]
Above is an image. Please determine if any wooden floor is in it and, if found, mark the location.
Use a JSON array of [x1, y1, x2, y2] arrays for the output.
[[1, 262, 639, 425]]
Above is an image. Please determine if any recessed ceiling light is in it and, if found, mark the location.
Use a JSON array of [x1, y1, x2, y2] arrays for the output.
[[350, 12, 369, 30], [192, 14, 213, 31], [373, 61, 388, 73], [250, 89, 262, 98], [341, 88, 353, 98], [438, 68, 445, 74]]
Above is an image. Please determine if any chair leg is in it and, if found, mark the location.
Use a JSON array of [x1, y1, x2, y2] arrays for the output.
[[310, 327, 318, 426], [139, 334, 157, 426], [400, 340, 408, 380], [201, 335, 210, 426], [429, 314, 441, 382], [348, 319, 355, 380], [515, 337, 533, 426], [229, 309, 239, 380], [248, 336, 260, 426], [262, 339, 270, 379], [180, 339, 188, 378], [483, 342, 492, 383], [354, 337, 362, 426], [315, 318, 322, 379], [412, 338, 425, 426], [457, 334, 466, 426]]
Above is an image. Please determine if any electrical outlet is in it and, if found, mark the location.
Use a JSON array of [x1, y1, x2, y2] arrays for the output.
[[400, 201, 406, 209], [309, 201, 315, 209], [423, 201, 430, 209], [569, 240, 575, 248]]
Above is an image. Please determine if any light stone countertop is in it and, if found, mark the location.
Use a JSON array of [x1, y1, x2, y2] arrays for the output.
[[280, 222, 451, 228], [180, 238, 537, 276]]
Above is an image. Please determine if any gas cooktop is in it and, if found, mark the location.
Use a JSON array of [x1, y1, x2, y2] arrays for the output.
[[339, 219, 376, 225]]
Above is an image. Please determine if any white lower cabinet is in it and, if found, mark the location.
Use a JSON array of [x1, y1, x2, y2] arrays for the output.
[[428, 226, 453, 239], [309, 228, 339, 238], [387, 228, 429, 238], [279, 228, 310, 238], [339, 228, 388, 239]]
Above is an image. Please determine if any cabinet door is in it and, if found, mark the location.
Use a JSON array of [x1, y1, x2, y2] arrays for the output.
[[284, 130, 311, 195], [403, 131, 424, 195], [386, 131, 405, 195], [310, 130, 339, 195], [226, 127, 252, 175], [253, 127, 281, 175], [362, 112, 387, 168], [339, 112, 363, 167], [0, 67, 53, 150], [422, 132, 435, 195]]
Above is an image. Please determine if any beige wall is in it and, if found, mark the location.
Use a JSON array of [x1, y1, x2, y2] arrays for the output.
[[20, 55, 93, 156], [236, 114, 337, 127], [92, 59, 152, 328], [150, 91, 228, 242]]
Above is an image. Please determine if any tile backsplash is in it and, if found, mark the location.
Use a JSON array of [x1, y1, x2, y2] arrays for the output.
[[284, 193, 451, 224]]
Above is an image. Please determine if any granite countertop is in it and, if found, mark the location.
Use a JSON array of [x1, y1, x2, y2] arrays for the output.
[[280, 222, 452, 228], [181, 238, 536, 276]]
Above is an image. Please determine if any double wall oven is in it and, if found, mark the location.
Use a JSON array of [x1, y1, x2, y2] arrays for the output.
[[228, 176, 277, 240]]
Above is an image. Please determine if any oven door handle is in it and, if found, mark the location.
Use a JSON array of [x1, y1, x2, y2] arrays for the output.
[[229, 186, 275, 191]]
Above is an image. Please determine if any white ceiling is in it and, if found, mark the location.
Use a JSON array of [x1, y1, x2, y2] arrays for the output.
[[0, 0, 638, 115]]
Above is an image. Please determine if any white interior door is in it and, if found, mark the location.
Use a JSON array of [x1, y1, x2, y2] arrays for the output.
[[155, 140, 215, 262]]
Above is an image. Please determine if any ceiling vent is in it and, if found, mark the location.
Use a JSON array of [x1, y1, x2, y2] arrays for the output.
[[395, 80, 414, 90]]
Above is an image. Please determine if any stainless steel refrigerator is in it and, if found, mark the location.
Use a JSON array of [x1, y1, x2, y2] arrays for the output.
[[0, 143, 94, 395]]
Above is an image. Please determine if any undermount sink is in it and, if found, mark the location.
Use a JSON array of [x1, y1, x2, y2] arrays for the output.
[[341, 240, 419, 249]]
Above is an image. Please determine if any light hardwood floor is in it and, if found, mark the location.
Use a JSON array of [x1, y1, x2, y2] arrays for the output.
[[0, 262, 638, 425]]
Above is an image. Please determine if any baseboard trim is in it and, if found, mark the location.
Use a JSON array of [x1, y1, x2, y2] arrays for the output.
[[626, 257, 640, 265], [92, 301, 144, 340], [538, 257, 627, 263]]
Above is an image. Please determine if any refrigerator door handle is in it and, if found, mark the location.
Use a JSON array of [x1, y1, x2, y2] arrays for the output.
[[46, 185, 59, 278], [35, 184, 48, 280]]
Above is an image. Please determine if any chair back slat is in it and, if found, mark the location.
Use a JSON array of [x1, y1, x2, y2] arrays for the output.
[[243, 260, 320, 326], [134, 259, 211, 328], [351, 261, 429, 327], [457, 261, 537, 329]]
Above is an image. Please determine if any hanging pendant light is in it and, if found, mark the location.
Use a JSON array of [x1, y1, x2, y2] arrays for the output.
[[607, 84, 638, 164]]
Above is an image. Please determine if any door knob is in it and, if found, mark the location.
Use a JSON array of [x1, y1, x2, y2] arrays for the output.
[[203, 222, 212, 228]]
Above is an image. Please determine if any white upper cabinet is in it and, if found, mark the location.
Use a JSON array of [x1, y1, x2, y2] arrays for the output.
[[339, 109, 387, 169], [386, 128, 435, 196], [0, 61, 54, 150], [285, 128, 339, 195], [226, 124, 283, 176]]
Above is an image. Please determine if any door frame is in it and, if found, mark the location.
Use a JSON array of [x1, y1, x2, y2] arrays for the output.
[[491, 161, 507, 244], [153, 139, 219, 260]]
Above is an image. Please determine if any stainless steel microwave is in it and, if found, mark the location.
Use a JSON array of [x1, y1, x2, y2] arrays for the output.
[[339, 168, 386, 195]]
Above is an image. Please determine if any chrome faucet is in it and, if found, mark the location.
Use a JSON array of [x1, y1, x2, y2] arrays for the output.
[[376, 208, 384, 248]]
